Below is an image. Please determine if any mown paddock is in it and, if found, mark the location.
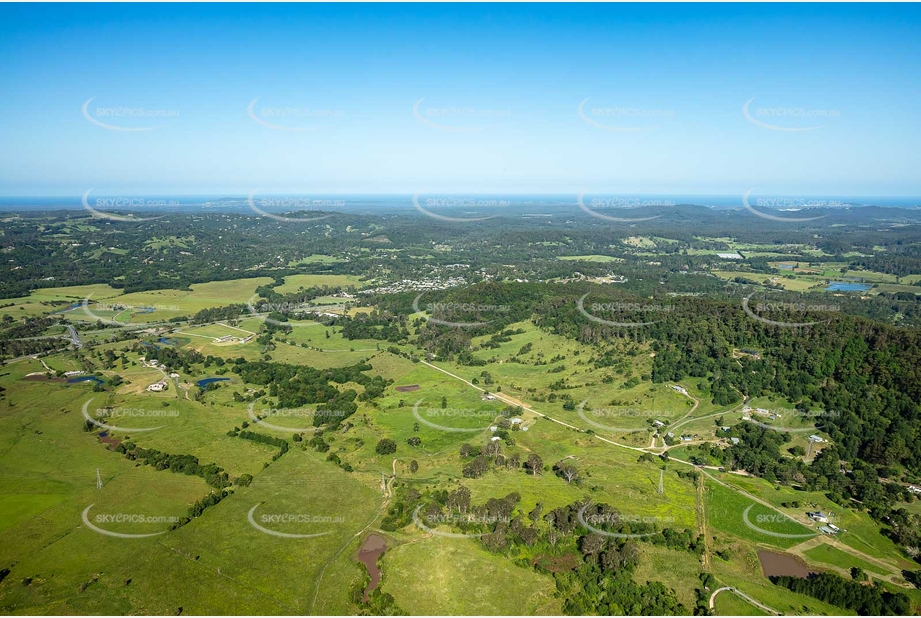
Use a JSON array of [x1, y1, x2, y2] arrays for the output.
[[379, 534, 562, 615], [162, 445, 383, 613], [712, 589, 769, 616]]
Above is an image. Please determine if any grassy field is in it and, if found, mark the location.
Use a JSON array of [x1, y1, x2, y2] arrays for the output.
[[557, 255, 622, 263], [2, 275, 918, 616], [712, 589, 769, 616], [380, 535, 561, 615]]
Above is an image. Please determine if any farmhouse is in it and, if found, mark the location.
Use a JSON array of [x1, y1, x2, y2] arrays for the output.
[[808, 435, 824, 443], [807, 511, 829, 523], [147, 382, 166, 392]]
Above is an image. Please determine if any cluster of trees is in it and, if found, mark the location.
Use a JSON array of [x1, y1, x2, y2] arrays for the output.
[[771, 572, 910, 615], [337, 311, 408, 343], [115, 442, 231, 489], [171, 490, 229, 530], [230, 358, 388, 423], [230, 429, 289, 461], [457, 441, 539, 479]]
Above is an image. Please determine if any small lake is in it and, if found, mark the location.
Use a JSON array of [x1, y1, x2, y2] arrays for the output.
[[757, 550, 816, 578], [157, 337, 177, 345], [196, 377, 230, 388], [67, 375, 104, 385], [358, 534, 387, 602], [825, 282, 871, 292]]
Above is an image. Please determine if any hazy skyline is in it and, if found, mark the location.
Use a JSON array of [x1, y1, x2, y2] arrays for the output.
[[1, 3, 920, 197]]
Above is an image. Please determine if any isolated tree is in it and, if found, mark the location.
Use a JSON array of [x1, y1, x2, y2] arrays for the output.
[[555, 462, 580, 485], [526, 454, 543, 476], [409, 460, 419, 473], [375, 438, 397, 455]]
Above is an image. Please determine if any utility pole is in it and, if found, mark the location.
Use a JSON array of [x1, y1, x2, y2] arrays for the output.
[[96, 468, 103, 490], [658, 469, 665, 495]]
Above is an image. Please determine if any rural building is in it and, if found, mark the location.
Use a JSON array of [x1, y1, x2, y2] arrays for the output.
[[808, 435, 824, 443], [807, 511, 829, 523], [147, 382, 166, 392]]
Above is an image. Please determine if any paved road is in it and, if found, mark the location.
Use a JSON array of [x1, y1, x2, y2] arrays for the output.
[[709, 586, 780, 615], [66, 325, 82, 348]]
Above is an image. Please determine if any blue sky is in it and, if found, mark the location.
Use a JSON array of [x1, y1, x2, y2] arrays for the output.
[[0, 3, 919, 197]]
